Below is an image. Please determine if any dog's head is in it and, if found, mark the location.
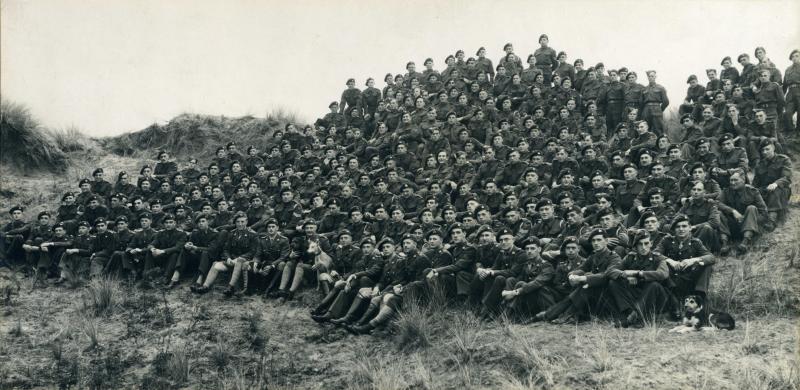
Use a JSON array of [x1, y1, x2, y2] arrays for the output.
[[683, 295, 703, 314], [307, 240, 320, 255]]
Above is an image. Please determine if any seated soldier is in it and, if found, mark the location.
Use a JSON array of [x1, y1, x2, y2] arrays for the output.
[[88, 218, 116, 279], [656, 214, 715, 318], [429, 223, 477, 297], [58, 221, 93, 284], [169, 214, 219, 289], [752, 140, 792, 225], [250, 219, 290, 295], [499, 237, 556, 321], [191, 213, 259, 295], [538, 229, 621, 323], [1, 206, 29, 267], [593, 208, 630, 257], [106, 216, 134, 277], [470, 229, 526, 319], [346, 235, 431, 334], [606, 230, 671, 328], [22, 211, 53, 275], [270, 219, 331, 301], [717, 170, 770, 253], [123, 213, 157, 283], [35, 222, 72, 283], [678, 182, 726, 253], [310, 237, 382, 323], [144, 213, 187, 283]]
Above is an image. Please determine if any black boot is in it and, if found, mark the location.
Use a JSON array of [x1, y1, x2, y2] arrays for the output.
[[346, 322, 374, 335], [355, 304, 379, 326], [311, 312, 333, 323]]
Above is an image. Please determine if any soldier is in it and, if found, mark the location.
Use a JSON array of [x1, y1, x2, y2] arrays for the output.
[[657, 214, 715, 315], [123, 213, 156, 282], [640, 70, 670, 136], [252, 219, 291, 294], [154, 151, 178, 182], [712, 134, 748, 188], [534, 34, 557, 83], [22, 212, 53, 277], [606, 230, 671, 327], [752, 140, 792, 225], [59, 221, 93, 283], [35, 222, 72, 281], [784, 49, 800, 133], [88, 218, 116, 279], [90, 168, 113, 199], [144, 213, 186, 282], [500, 238, 556, 320], [752, 69, 785, 126], [192, 213, 259, 295], [169, 214, 219, 289], [678, 181, 725, 253]]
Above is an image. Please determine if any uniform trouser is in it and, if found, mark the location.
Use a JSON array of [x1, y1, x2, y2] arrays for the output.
[[103, 251, 126, 276], [536, 65, 553, 83], [0, 235, 25, 265], [758, 186, 791, 215], [784, 87, 800, 132], [641, 104, 666, 136], [607, 280, 671, 318], [313, 276, 374, 317], [503, 278, 559, 317], [177, 250, 211, 280], [366, 293, 403, 327], [122, 252, 146, 273], [670, 264, 713, 298], [693, 223, 721, 253], [605, 102, 624, 136], [724, 205, 768, 238], [36, 247, 67, 276], [546, 285, 613, 320], [90, 255, 110, 278], [423, 268, 458, 299], [144, 252, 179, 279]]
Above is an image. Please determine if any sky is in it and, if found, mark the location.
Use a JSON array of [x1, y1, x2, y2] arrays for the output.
[[2, 0, 799, 137]]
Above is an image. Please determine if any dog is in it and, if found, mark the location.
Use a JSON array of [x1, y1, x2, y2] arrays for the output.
[[669, 295, 735, 333]]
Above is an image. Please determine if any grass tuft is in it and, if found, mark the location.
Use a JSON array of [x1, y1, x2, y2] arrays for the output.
[[83, 277, 122, 317]]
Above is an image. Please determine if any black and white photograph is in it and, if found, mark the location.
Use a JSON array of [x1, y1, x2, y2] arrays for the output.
[[1, 0, 799, 388]]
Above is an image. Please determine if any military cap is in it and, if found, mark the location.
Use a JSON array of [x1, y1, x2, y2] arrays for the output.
[[87, 195, 100, 203], [687, 75, 698, 84], [536, 198, 554, 210], [497, 118, 510, 126], [373, 177, 386, 186], [61, 192, 75, 201], [608, 69, 618, 76], [618, 67, 629, 73], [638, 210, 658, 227], [595, 208, 616, 219], [680, 114, 693, 123], [424, 58, 433, 65], [215, 198, 229, 206], [194, 214, 209, 224], [790, 49, 800, 60], [445, 54, 455, 62], [94, 217, 107, 225], [77, 221, 91, 228], [555, 192, 572, 203], [384, 73, 393, 81], [400, 183, 413, 192], [326, 198, 339, 207], [138, 212, 152, 221], [538, 34, 548, 42], [377, 237, 396, 248], [720, 56, 732, 65], [574, 59, 584, 66], [626, 71, 638, 79], [52, 222, 67, 231], [646, 70, 657, 76], [753, 107, 766, 114], [346, 78, 355, 85], [621, 163, 638, 172], [670, 213, 690, 231], [449, 222, 464, 232], [558, 168, 574, 179], [503, 43, 513, 50], [497, 228, 514, 238], [594, 62, 604, 69], [590, 170, 605, 179], [581, 145, 596, 155], [264, 218, 279, 226], [737, 53, 749, 62], [475, 224, 494, 236], [208, 162, 219, 169], [188, 157, 198, 164], [564, 205, 583, 217], [157, 150, 169, 159], [92, 168, 104, 176], [442, 205, 456, 213], [226, 142, 236, 148], [360, 237, 376, 247], [109, 193, 123, 201], [302, 218, 318, 227], [348, 206, 363, 215], [79, 178, 91, 186], [424, 230, 443, 240], [759, 138, 777, 150], [37, 211, 51, 219], [390, 204, 405, 214], [337, 229, 353, 239], [588, 228, 606, 240], [715, 134, 734, 146], [476, 46, 486, 55], [630, 229, 651, 248], [688, 162, 705, 173], [162, 213, 176, 222], [115, 215, 129, 223], [560, 236, 579, 251], [150, 198, 161, 205], [557, 51, 566, 59], [647, 187, 664, 197], [531, 150, 543, 158], [174, 205, 187, 212]]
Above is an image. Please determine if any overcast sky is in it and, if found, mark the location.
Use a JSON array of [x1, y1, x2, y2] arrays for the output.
[[2, 0, 799, 137]]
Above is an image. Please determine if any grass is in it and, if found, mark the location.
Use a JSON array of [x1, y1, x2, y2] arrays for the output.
[[0, 100, 69, 173], [82, 277, 122, 317]]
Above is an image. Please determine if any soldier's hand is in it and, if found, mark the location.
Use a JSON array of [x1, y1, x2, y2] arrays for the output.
[[627, 276, 638, 285], [393, 284, 403, 295], [767, 183, 778, 191], [732, 210, 744, 222]]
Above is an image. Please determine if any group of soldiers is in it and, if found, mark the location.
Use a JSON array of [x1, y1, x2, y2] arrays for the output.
[[1, 37, 796, 333]]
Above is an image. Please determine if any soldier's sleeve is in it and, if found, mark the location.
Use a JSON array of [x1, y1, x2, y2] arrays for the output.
[[519, 260, 554, 294], [586, 251, 621, 287], [661, 87, 670, 110], [163, 231, 187, 255], [604, 253, 629, 280], [707, 203, 722, 231], [640, 256, 669, 281], [692, 238, 714, 265], [775, 156, 793, 188], [435, 246, 475, 274]]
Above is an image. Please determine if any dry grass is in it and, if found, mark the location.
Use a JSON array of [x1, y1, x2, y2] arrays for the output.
[[1, 100, 69, 172], [82, 277, 122, 317]]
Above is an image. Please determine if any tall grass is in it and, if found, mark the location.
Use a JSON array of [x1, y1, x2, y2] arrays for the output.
[[82, 277, 122, 317], [1, 100, 69, 172]]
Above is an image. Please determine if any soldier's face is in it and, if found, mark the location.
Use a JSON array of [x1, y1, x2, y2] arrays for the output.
[[590, 235, 607, 251], [525, 244, 541, 258], [674, 222, 691, 238], [643, 217, 659, 232], [539, 205, 553, 219], [234, 218, 247, 229], [391, 210, 404, 221], [339, 235, 353, 246], [427, 235, 442, 247], [78, 226, 90, 235], [691, 185, 705, 199], [116, 222, 128, 231], [650, 194, 664, 206], [163, 220, 176, 229], [96, 223, 107, 232], [636, 238, 652, 255], [197, 219, 209, 229], [140, 219, 151, 229], [623, 168, 637, 180], [54, 227, 66, 237], [600, 215, 617, 229], [720, 140, 734, 152], [761, 144, 775, 158], [692, 168, 706, 181], [498, 235, 514, 249], [382, 243, 395, 256], [218, 202, 229, 211], [564, 243, 579, 258], [64, 195, 75, 204], [566, 211, 583, 224]]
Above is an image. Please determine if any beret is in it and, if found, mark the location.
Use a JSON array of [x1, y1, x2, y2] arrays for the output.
[[377, 237, 396, 248], [618, 67, 629, 73], [360, 237, 376, 247], [92, 168, 104, 175], [680, 114, 693, 122], [536, 198, 554, 210], [646, 70, 656, 76], [574, 59, 584, 65], [37, 211, 51, 219], [718, 133, 734, 145], [648, 187, 664, 196], [78, 221, 91, 228], [588, 228, 606, 240], [79, 178, 91, 186], [346, 78, 355, 84], [686, 75, 698, 83], [595, 208, 616, 219], [157, 151, 168, 158], [475, 224, 494, 236], [150, 199, 161, 205], [737, 53, 748, 62], [557, 51, 566, 58], [670, 214, 690, 231], [560, 236, 579, 251], [630, 229, 650, 248], [302, 218, 318, 227], [538, 34, 548, 41], [61, 192, 75, 201], [424, 229, 443, 240], [115, 216, 129, 223], [689, 162, 706, 173], [53, 222, 66, 231], [162, 213, 176, 222], [720, 56, 732, 65], [520, 236, 541, 248], [626, 71, 637, 79], [94, 217, 107, 225], [138, 212, 152, 220], [497, 228, 514, 238], [638, 211, 658, 227], [337, 229, 353, 239], [555, 192, 572, 203]]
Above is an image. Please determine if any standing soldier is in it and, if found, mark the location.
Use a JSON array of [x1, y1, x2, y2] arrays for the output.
[[533, 34, 557, 83], [339, 78, 362, 116], [602, 69, 626, 134], [623, 72, 645, 118], [640, 70, 670, 137], [783, 49, 800, 133]]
